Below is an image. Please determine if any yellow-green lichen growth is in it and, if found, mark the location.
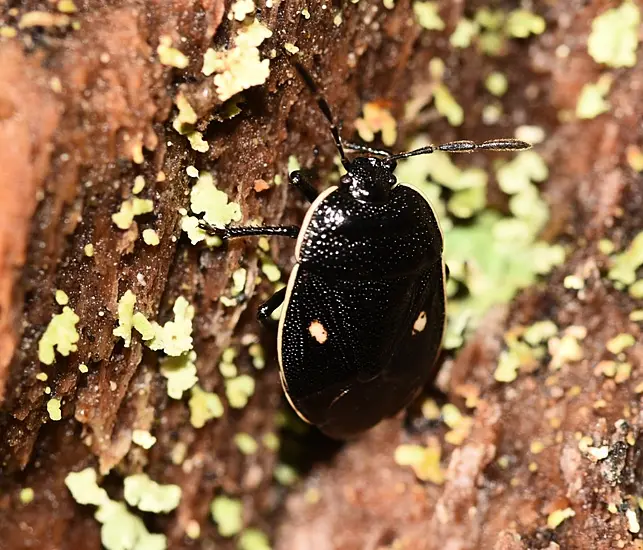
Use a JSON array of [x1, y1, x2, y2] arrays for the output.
[[97, 499, 167, 550], [19, 487, 35, 504], [189, 385, 224, 428], [485, 72, 508, 97], [47, 398, 62, 421], [202, 19, 272, 102], [234, 433, 258, 455], [123, 474, 181, 514], [606, 333, 635, 354], [587, 1, 640, 68], [55, 290, 69, 306], [157, 35, 189, 69], [142, 229, 160, 246], [148, 297, 195, 357], [433, 84, 464, 126], [547, 507, 575, 529], [84, 243, 95, 257], [189, 171, 242, 229], [211, 496, 243, 537], [133, 312, 156, 341], [112, 198, 154, 230], [394, 442, 445, 484], [505, 9, 546, 38], [450, 18, 479, 48], [66, 468, 166, 550], [113, 290, 136, 347], [576, 76, 612, 119], [274, 464, 298, 486], [238, 528, 271, 550], [225, 374, 255, 408], [38, 306, 80, 365], [132, 176, 146, 195], [228, 0, 255, 21], [132, 430, 157, 449], [608, 232, 643, 287], [160, 350, 198, 399], [413, 2, 445, 31], [65, 468, 109, 506]]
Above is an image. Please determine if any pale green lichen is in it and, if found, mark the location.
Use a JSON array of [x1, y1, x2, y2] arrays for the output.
[[65, 469, 167, 550], [260, 258, 281, 283], [576, 76, 612, 119], [394, 442, 445, 484], [142, 229, 160, 246], [157, 35, 189, 69], [38, 306, 80, 365], [587, 1, 640, 68], [189, 385, 224, 428], [187, 131, 209, 153], [132, 430, 157, 449], [123, 474, 181, 514], [132, 312, 156, 341], [132, 176, 146, 195], [505, 9, 546, 38], [274, 463, 298, 486], [211, 496, 243, 537], [238, 529, 271, 550], [181, 216, 222, 247], [112, 198, 154, 230], [47, 398, 62, 420], [608, 232, 643, 287], [606, 333, 635, 354], [283, 42, 300, 55], [55, 290, 69, 306], [547, 507, 575, 529], [65, 468, 109, 506], [203, 19, 272, 102], [433, 84, 464, 126], [147, 297, 194, 357], [113, 290, 136, 347], [248, 343, 265, 369], [413, 2, 445, 30], [485, 72, 508, 97], [19, 487, 35, 504], [189, 171, 242, 228], [97, 500, 167, 550], [228, 0, 255, 21], [450, 19, 479, 48], [234, 433, 258, 455], [225, 374, 255, 408], [84, 243, 95, 257], [160, 350, 198, 399]]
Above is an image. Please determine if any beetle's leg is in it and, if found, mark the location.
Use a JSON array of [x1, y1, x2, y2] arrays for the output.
[[289, 170, 318, 203], [343, 142, 391, 157], [257, 287, 287, 327], [199, 220, 300, 240]]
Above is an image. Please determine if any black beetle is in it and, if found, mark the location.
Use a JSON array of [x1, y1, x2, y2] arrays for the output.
[[202, 64, 530, 439]]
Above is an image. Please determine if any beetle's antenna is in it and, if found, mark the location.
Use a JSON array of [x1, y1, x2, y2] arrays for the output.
[[292, 62, 349, 167], [387, 139, 531, 161]]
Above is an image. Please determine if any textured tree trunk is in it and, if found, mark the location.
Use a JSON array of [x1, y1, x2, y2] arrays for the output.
[[0, 1, 642, 549]]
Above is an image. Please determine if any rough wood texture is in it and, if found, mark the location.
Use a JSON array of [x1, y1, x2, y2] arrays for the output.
[[0, 0, 642, 549]]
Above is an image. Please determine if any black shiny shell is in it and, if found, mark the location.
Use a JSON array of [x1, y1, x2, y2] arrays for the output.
[[277, 183, 446, 438]]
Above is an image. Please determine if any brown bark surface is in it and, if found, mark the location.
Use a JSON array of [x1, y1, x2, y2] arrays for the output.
[[0, 1, 642, 549]]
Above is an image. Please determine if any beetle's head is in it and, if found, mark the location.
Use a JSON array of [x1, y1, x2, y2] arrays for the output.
[[340, 157, 397, 203]]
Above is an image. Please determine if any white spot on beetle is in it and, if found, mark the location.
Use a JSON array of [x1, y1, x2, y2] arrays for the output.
[[412, 311, 427, 335], [308, 320, 328, 344]]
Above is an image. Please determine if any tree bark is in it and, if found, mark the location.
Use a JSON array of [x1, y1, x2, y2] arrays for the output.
[[0, 1, 642, 549]]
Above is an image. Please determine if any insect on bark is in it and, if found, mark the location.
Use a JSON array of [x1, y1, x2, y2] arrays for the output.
[[201, 63, 531, 439]]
